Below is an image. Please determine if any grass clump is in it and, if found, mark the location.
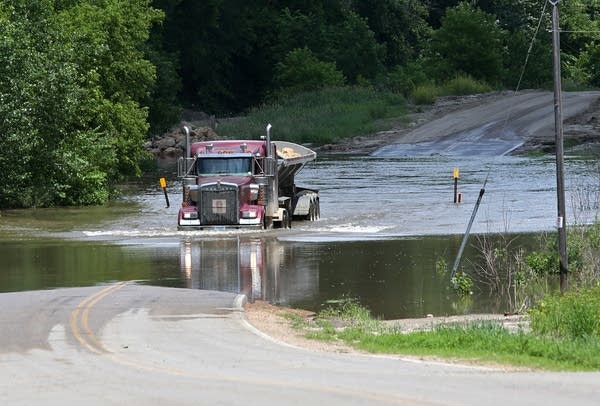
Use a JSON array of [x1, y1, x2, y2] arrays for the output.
[[441, 75, 492, 96], [411, 84, 439, 105], [217, 86, 406, 145], [410, 75, 492, 105]]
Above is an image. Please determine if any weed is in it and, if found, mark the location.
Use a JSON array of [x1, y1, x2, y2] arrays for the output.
[[300, 298, 600, 370], [411, 84, 439, 105], [282, 313, 308, 330], [529, 285, 600, 340], [441, 75, 492, 96]]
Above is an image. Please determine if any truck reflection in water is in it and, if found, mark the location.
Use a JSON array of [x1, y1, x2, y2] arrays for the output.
[[180, 237, 318, 306]]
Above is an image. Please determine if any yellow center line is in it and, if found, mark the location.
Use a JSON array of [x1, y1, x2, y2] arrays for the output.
[[67, 283, 429, 405], [69, 282, 127, 354]]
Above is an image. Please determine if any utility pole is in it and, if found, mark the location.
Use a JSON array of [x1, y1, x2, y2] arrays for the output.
[[550, 0, 568, 292]]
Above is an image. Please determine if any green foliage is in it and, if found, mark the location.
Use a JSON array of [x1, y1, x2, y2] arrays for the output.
[[502, 29, 553, 89], [0, 0, 161, 208], [350, 0, 431, 67], [525, 221, 600, 288], [428, 2, 507, 84], [530, 286, 600, 340], [411, 84, 439, 105], [217, 86, 406, 145], [319, 296, 374, 325], [581, 42, 600, 87], [525, 251, 557, 275], [273, 48, 346, 95], [441, 75, 493, 96], [298, 298, 600, 370], [143, 0, 599, 123], [451, 271, 473, 297], [435, 258, 448, 279], [385, 61, 430, 96]]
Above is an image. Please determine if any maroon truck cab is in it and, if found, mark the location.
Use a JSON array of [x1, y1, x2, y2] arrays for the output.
[[176, 126, 319, 230]]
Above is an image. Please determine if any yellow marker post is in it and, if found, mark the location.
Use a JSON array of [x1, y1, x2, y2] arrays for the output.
[[160, 177, 170, 208], [453, 168, 460, 203]]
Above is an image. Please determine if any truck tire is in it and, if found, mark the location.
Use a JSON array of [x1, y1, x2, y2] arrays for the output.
[[305, 200, 315, 221]]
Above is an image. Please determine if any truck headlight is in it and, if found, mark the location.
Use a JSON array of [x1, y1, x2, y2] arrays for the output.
[[183, 211, 198, 219], [241, 210, 257, 219]]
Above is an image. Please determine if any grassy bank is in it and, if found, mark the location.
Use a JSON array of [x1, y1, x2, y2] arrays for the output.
[[217, 86, 406, 145], [289, 292, 600, 371]]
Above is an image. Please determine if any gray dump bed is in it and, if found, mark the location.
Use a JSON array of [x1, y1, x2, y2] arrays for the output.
[[273, 141, 316, 187]]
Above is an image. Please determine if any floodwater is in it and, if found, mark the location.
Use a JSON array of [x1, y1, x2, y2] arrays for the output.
[[1, 154, 598, 318]]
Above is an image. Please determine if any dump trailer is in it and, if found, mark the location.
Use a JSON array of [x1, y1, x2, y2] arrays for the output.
[[177, 125, 319, 230]]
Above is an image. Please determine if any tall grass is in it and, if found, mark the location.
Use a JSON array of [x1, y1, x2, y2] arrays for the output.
[[529, 285, 600, 340], [410, 75, 492, 105], [217, 86, 406, 145], [441, 75, 492, 96], [411, 84, 438, 105]]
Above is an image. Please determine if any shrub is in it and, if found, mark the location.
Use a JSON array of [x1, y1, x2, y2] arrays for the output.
[[441, 75, 492, 96], [529, 286, 600, 340], [273, 47, 345, 95], [411, 84, 439, 105]]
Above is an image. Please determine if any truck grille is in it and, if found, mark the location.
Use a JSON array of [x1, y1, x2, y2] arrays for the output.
[[200, 183, 239, 225]]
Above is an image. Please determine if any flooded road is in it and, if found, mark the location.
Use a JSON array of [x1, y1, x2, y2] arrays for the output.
[[1, 154, 598, 318]]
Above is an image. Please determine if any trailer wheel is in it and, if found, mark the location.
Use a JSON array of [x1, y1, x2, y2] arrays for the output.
[[305, 200, 315, 221]]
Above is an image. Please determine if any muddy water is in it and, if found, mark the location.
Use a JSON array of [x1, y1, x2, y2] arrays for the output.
[[0, 154, 598, 318]]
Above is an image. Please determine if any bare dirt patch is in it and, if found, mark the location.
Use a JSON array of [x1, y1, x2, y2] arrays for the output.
[[244, 300, 358, 353]]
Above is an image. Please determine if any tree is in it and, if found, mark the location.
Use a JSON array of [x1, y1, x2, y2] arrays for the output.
[[56, 0, 163, 179], [0, 0, 162, 208], [273, 48, 346, 95], [351, 0, 431, 67], [428, 2, 507, 84]]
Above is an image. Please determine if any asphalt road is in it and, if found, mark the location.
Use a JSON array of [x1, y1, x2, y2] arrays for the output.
[[1, 283, 599, 405], [373, 90, 600, 157]]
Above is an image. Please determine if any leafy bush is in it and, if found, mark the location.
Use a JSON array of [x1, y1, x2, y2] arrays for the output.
[[451, 271, 473, 297], [273, 48, 346, 95], [386, 61, 430, 96], [428, 3, 506, 84], [530, 286, 600, 340]]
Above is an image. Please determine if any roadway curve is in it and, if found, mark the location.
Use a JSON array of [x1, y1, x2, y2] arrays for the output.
[[1, 283, 599, 405]]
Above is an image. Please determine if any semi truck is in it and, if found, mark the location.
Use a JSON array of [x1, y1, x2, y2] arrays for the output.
[[177, 125, 319, 230]]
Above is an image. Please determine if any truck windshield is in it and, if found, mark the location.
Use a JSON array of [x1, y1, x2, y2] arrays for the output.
[[196, 158, 252, 176]]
